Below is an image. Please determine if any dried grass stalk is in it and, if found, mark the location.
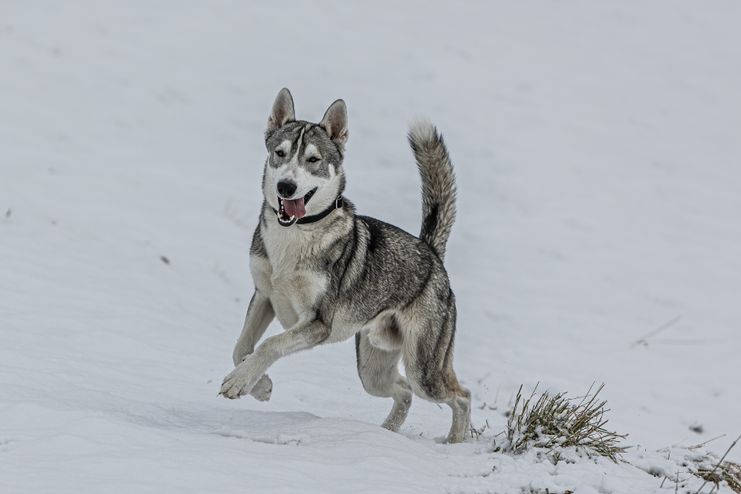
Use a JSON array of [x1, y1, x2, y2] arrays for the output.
[[695, 461, 741, 493]]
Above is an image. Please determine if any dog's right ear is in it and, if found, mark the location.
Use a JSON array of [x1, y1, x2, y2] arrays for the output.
[[267, 88, 295, 132]]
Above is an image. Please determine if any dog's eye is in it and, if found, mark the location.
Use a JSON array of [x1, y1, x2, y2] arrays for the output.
[[307, 156, 320, 163], [275, 150, 286, 158]]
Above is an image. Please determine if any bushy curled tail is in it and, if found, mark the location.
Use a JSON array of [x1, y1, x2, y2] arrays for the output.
[[408, 120, 457, 261]]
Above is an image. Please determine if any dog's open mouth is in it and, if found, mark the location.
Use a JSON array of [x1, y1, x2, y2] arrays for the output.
[[277, 188, 317, 226]]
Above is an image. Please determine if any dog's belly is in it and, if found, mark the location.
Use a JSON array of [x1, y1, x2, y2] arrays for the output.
[[327, 314, 365, 344], [327, 309, 391, 345]]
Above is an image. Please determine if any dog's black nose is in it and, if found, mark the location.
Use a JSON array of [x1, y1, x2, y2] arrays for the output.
[[277, 180, 297, 199]]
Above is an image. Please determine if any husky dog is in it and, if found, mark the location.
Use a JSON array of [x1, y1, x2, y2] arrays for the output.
[[220, 88, 471, 442]]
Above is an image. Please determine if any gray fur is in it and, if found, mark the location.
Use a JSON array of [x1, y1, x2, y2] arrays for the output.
[[409, 121, 457, 260], [221, 89, 470, 442]]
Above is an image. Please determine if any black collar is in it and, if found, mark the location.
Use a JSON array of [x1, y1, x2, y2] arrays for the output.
[[272, 196, 344, 227]]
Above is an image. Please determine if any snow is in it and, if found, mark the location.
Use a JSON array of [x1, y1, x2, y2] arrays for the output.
[[2, 1, 740, 493]]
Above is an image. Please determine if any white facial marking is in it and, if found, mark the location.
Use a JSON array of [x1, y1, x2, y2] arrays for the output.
[[273, 164, 295, 183], [304, 144, 320, 160], [276, 140, 291, 156]]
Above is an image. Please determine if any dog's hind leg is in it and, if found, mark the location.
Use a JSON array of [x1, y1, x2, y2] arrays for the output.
[[401, 295, 471, 443], [355, 326, 412, 432], [231, 291, 275, 401]]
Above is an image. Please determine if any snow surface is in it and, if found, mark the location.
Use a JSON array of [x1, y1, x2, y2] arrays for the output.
[[2, 2, 740, 493]]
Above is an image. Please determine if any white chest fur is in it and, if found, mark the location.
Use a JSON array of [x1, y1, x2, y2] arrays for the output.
[[256, 222, 330, 328]]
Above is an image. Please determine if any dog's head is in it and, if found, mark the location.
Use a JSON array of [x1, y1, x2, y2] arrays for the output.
[[262, 88, 348, 227]]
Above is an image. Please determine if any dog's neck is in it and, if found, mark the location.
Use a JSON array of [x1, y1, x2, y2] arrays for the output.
[[270, 196, 344, 227], [260, 198, 353, 234], [260, 200, 353, 273]]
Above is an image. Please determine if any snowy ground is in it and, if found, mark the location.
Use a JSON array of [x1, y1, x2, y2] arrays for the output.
[[2, 2, 740, 493]]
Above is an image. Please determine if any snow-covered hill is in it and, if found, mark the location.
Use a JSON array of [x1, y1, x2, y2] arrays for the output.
[[1, 2, 739, 493]]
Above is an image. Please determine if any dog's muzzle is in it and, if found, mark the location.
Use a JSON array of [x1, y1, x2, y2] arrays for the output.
[[276, 187, 317, 226]]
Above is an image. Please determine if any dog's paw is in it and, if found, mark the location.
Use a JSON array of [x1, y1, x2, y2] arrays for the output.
[[249, 374, 273, 402], [219, 365, 257, 399]]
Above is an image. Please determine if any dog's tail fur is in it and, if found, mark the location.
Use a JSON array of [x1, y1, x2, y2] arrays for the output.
[[408, 120, 457, 261]]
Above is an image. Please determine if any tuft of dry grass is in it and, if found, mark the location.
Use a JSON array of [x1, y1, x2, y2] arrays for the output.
[[695, 461, 741, 493], [693, 434, 741, 494], [502, 383, 627, 463]]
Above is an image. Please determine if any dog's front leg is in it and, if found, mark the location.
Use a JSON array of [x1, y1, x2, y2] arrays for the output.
[[220, 315, 329, 399], [231, 290, 275, 401], [232, 291, 275, 365]]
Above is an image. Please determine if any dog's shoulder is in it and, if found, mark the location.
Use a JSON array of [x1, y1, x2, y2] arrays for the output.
[[250, 212, 268, 259]]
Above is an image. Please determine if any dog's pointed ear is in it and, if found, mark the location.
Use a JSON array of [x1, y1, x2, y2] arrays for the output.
[[267, 88, 295, 132], [320, 99, 349, 146]]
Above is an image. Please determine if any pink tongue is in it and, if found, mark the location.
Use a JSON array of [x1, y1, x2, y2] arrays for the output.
[[283, 197, 306, 218]]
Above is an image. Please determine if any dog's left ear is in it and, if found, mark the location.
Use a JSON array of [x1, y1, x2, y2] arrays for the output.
[[320, 99, 349, 146]]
